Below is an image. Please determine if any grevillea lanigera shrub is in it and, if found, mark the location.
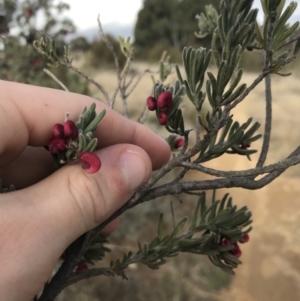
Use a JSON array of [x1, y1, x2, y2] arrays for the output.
[[1, 0, 300, 300]]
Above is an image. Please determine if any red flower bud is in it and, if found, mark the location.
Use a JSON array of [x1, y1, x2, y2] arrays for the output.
[[64, 120, 78, 140], [147, 96, 157, 111], [240, 142, 251, 149], [48, 138, 67, 154], [158, 111, 168, 125], [220, 238, 231, 246], [174, 138, 184, 149], [52, 123, 64, 138], [76, 262, 88, 271], [239, 233, 250, 243], [79, 152, 101, 174], [230, 243, 242, 258], [157, 91, 173, 109]]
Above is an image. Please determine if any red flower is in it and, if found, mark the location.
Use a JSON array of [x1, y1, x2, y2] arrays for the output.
[[79, 152, 101, 174], [52, 123, 64, 138], [157, 91, 173, 109], [64, 120, 78, 140], [239, 233, 250, 243], [220, 238, 231, 246], [174, 138, 184, 149], [230, 243, 242, 258], [158, 111, 168, 125], [240, 142, 251, 149], [147, 96, 157, 111], [48, 138, 67, 154]]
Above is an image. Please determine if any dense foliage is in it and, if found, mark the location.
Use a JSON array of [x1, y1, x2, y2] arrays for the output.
[[134, 0, 220, 60], [0, 0, 89, 93]]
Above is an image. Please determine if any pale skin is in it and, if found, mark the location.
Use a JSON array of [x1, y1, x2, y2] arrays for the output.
[[0, 80, 171, 301]]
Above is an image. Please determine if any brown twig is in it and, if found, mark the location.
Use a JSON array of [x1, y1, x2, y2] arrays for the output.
[[256, 6, 277, 168], [179, 150, 300, 178], [61, 61, 111, 104]]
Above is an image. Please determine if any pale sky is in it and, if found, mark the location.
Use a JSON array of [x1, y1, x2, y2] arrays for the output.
[[61, 0, 300, 30], [62, 0, 143, 29]]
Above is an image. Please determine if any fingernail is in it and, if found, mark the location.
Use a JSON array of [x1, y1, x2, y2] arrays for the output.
[[118, 150, 147, 191]]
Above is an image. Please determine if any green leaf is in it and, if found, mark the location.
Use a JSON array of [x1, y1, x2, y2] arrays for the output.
[[218, 193, 230, 213], [274, 2, 298, 36], [221, 83, 247, 105], [81, 103, 96, 127], [261, 0, 269, 16], [171, 218, 188, 237], [279, 22, 299, 44], [77, 132, 87, 152], [222, 252, 242, 265], [216, 61, 228, 99], [149, 237, 161, 249], [222, 68, 243, 100], [223, 27, 234, 61], [242, 121, 261, 140], [244, 134, 262, 143], [218, 16, 226, 44], [206, 80, 215, 107], [211, 32, 221, 68], [218, 117, 233, 143], [227, 127, 245, 145], [227, 45, 242, 81], [293, 38, 300, 55], [158, 213, 164, 239], [276, 72, 292, 77], [202, 201, 220, 223], [83, 138, 98, 152], [221, 7, 230, 42], [190, 199, 201, 229], [84, 109, 106, 134], [255, 21, 264, 46]]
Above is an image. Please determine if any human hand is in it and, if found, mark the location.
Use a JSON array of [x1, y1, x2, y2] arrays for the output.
[[0, 80, 171, 301]]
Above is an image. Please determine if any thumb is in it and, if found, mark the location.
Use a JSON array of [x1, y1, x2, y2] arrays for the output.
[[23, 143, 152, 243], [0, 144, 152, 297]]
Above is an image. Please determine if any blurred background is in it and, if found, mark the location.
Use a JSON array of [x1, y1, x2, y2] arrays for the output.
[[1, 1, 300, 300]]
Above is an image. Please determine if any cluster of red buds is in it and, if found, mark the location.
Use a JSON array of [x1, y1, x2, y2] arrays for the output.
[[48, 120, 101, 174], [220, 233, 250, 259], [147, 91, 173, 125], [47, 104, 106, 174]]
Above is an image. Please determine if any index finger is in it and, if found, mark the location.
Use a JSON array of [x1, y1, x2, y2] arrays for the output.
[[0, 80, 170, 170]]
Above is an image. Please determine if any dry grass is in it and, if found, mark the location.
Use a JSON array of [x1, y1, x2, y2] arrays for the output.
[[57, 60, 300, 301]]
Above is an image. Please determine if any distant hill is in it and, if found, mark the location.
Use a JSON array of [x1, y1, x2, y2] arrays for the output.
[[67, 22, 134, 42]]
